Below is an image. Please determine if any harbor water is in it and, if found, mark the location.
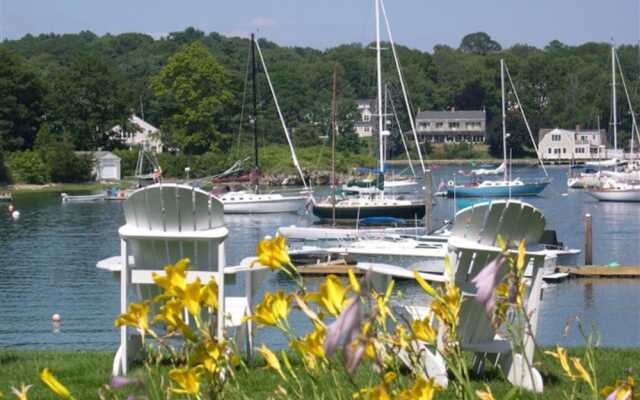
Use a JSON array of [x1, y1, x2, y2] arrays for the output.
[[0, 165, 639, 350]]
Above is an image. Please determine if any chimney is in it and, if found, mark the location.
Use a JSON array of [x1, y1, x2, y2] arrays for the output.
[[451, 106, 455, 112], [576, 124, 581, 133]]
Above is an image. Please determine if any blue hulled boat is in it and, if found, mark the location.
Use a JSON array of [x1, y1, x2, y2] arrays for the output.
[[447, 178, 550, 198]]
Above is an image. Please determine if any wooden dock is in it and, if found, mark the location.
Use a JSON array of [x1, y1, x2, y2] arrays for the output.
[[298, 259, 360, 275], [557, 266, 640, 278]]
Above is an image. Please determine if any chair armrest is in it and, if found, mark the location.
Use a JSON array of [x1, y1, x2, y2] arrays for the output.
[[354, 262, 448, 283], [224, 257, 270, 274]]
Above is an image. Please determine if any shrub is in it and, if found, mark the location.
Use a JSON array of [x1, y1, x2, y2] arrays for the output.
[[45, 143, 94, 183], [8, 151, 49, 184], [0, 151, 9, 184], [112, 148, 140, 178], [442, 143, 476, 159]]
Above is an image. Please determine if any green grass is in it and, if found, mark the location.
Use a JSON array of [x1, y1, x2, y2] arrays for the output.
[[3, 182, 121, 194], [0, 348, 637, 399]]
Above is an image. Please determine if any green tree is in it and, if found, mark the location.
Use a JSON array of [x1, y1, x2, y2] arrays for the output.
[[0, 49, 46, 150], [47, 55, 128, 150], [459, 32, 502, 55], [151, 41, 233, 155]]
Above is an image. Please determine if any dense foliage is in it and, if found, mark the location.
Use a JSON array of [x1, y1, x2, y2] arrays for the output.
[[0, 28, 638, 180]]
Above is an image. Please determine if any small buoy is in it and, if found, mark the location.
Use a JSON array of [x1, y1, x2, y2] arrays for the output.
[[608, 261, 620, 268], [52, 313, 61, 322], [561, 193, 569, 197], [11, 210, 19, 220], [8, 204, 14, 212]]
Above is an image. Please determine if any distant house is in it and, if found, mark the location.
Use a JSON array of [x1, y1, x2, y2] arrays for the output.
[[75, 151, 121, 181], [414, 109, 486, 143], [354, 99, 377, 138], [111, 115, 163, 153], [538, 127, 609, 161]]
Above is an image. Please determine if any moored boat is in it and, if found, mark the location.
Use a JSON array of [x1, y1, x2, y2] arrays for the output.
[[447, 178, 550, 198], [61, 192, 106, 203], [220, 190, 307, 213]]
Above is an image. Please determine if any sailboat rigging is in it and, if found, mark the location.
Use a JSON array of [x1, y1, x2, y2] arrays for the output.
[[446, 59, 550, 198], [216, 34, 309, 214]]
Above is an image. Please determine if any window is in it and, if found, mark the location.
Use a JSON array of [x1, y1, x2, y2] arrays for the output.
[[363, 114, 371, 122], [552, 134, 561, 141], [419, 121, 430, 129], [563, 148, 566, 154], [435, 122, 444, 129], [449, 122, 460, 129], [548, 148, 552, 154]]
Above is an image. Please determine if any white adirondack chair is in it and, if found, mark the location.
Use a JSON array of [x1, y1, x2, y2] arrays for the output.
[[97, 184, 268, 376], [356, 200, 552, 392]]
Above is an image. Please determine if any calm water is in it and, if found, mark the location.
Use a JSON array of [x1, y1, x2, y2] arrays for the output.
[[0, 165, 639, 350]]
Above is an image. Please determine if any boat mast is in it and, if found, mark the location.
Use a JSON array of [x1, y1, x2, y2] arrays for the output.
[[612, 45, 618, 153], [375, 0, 384, 174], [331, 64, 337, 226], [501, 59, 507, 182], [251, 33, 259, 170]]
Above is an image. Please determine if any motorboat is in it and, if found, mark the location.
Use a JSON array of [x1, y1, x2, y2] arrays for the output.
[[61, 192, 107, 203], [587, 182, 640, 202]]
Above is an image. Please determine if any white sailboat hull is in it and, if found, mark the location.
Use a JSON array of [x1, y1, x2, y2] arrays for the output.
[[587, 189, 640, 202], [221, 193, 307, 213]]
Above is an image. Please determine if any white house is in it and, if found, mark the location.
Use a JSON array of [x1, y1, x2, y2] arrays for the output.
[[76, 151, 121, 181], [414, 109, 486, 143], [354, 99, 376, 138], [111, 115, 163, 153], [538, 127, 608, 161]]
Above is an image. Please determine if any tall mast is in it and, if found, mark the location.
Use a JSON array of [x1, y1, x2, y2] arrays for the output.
[[331, 64, 337, 226], [612, 45, 618, 153], [375, 0, 384, 174], [251, 33, 259, 169], [501, 59, 507, 181]]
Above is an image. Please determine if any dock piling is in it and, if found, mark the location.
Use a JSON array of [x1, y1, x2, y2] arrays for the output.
[[424, 169, 433, 232], [584, 213, 592, 265]]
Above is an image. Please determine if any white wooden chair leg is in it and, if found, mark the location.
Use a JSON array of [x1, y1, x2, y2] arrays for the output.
[[504, 353, 544, 393], [119, 239, 128, 376], [216, 241, 225, 340], [245, 270, 254, 361]]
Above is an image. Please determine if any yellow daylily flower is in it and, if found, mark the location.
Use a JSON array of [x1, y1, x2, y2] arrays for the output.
[[114, 301, 151, 341], [348, 269, 360, 294], [253, 234, 292, 270], [153, 299, 197, 341], [545, 346, 575, 380], [411, 318, 437, 344], [258, 345, 287, 381], [571, 357, 593, 389], [394, 324, 410, 349], [40, 369, 75, 400], [245, 290, 292, 327], [396, 376, 441, 400], [414, 271, 439, 298], [601, 376, 635, 400], [291, 325, 326, 360], [516, 240, 526, 271], [192, 339, 226, 374], [152, 258, 189, 296], [11, 384, 32, 400], [374, 280, 395, 325], [182, 278, 202, 317], [352, 383, 391, 400], [169, 366, 202, 396], [475, 385, 496, 400], [306, 275, 349, 317], [200, 278, 219, 310]]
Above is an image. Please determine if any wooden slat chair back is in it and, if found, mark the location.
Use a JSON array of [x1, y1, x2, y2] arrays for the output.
[[115, 184, 259, 377], [447, 200, 548, 392]]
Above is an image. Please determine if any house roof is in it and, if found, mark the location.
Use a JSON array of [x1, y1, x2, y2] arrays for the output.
[[75, 151, 120, 160], [416, 110, 485, 120]]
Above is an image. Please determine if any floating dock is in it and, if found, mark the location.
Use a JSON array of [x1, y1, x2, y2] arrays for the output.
[[557, 266, 640, 278]]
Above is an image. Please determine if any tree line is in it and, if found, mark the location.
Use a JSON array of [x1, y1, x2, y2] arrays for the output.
[[0, 28, 638, 183]]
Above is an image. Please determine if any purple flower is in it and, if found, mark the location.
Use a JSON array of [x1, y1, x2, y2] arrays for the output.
[[110, 376, 143, 389], [344, 340, 365, 375], [324, 299, 362, 357], [471, 255, 505, 317]]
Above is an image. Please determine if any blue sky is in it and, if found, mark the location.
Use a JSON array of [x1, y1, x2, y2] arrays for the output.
[[1, 0, 638, 51]]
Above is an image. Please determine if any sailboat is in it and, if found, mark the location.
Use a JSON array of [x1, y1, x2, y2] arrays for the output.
[[342, 85, 420, 194], [311, 0, 427, 222], [447, 59, 550, 198], [218, 34, 309, 214], [586, 45, 640, 202]]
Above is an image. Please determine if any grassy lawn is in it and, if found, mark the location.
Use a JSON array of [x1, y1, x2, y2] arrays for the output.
[[0, 348, 637, 399]]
